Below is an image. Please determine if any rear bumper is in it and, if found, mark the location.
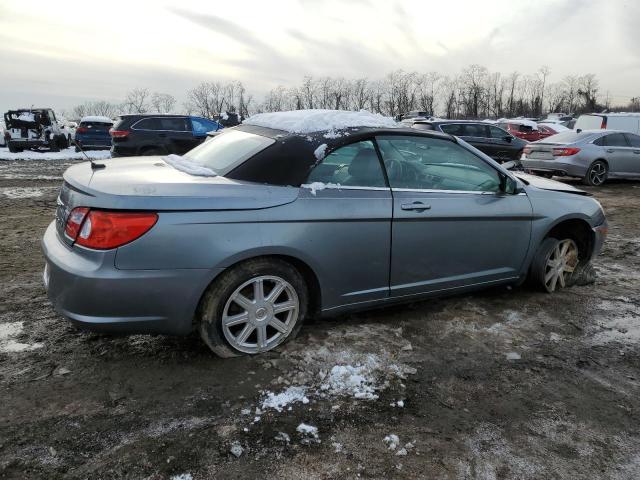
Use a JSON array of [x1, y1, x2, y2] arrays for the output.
[[592, 220, 608, 259], [41, 221, 219, 335], [8, 139, 49, 148], [111, 145, 138, 157], [76, 136, 111, 149], [521, 158, 587, 178]]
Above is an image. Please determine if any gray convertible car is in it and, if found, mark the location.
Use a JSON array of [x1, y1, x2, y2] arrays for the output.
[[42, 111, 608, 357]]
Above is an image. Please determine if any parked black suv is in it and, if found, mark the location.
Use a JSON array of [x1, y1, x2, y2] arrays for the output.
[[110, 114, 223, 157], [403, 119, 527, 163]]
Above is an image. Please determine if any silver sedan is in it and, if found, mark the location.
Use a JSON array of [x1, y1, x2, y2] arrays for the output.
[[521, 129, 640, 186]]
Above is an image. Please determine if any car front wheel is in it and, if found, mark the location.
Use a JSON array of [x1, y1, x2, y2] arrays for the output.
[[198, 258, 308, 357], [531, 237, 580, 293]]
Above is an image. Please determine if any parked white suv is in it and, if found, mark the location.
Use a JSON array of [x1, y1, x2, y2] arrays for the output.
[[3, 108, 68, 153], [575, 113, 640, 134]]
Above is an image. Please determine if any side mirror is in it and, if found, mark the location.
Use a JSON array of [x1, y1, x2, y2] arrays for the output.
[[503, 136, 513, 142], [499, 173, 519, 194]]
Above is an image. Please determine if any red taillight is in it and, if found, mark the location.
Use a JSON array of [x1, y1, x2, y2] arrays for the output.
[[75, 210, 158, 250], [109, 129, 129, 138], [552, 147, 581, 157], [64, 208, 157, 249], [76, 127, 89, 134], [64, 207, 90, 240], [600, 118, 607, 129]]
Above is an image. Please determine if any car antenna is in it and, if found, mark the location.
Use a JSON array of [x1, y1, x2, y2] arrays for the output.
[[73, 138, 105, 170]]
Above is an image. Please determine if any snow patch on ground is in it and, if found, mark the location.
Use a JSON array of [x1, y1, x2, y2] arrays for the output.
[[0, 186, 57, 199], [0, 321, 43, 353], [244, 109, 398, 134], [170, 474, 192, 480], [261, 386, 309, 412], [0, 147, 111, 161], [590, 299, 640, 346], [163, 154, 217, 177], [320, 363, 380, 400]]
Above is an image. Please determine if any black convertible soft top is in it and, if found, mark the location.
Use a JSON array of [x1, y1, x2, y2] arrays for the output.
[[225, 124, 455, 186]]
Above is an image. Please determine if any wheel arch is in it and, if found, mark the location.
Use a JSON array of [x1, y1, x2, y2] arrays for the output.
[[193, 250, 323, 327], [542, 217, 595, 263]]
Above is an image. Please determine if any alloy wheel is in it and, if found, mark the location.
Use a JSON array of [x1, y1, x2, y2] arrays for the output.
[[221, 275, 299, 354], [589, 162, 607, 186], [544, 239, 579, 292]]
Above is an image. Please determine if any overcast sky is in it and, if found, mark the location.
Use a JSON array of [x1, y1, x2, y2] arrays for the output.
[[1, 0, 638, 114]]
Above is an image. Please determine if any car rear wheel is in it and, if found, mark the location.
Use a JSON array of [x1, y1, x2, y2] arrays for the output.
[[531, 237, 579, 293], [583, 160, 607, 186], [198, 258, 308, 357]]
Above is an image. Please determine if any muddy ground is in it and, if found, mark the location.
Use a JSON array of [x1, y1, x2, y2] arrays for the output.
[[1, 158, 639, 480]]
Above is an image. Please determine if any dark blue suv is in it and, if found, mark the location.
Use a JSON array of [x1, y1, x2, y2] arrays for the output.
[[110, 114, 223, 157], [75, 116, 114, 152]]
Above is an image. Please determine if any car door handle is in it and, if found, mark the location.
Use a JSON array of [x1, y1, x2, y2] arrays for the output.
[[401, 202, 431, 211], [606, 149, 615, 153], [634, 150, 640, 154]]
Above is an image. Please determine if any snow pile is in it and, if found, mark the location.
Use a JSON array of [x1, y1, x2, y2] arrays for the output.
[[261, 386, 309, 412], [16, 112, 36, 122], [163, 154, 217, 177], [320, 364, 379, 400], [170, 474, 192, 480], [497, 117, 538, 130], [0, 186, 57, 199], [0, 147, 111, 161], [314, 143, 328, 160], [383, 434, 400, 450], [244, 109, 398, 134], [0, 321, 43, 353], [539, 122, 570, 132], [296, 423, 320, 444]]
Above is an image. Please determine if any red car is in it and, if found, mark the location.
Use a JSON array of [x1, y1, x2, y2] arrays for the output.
[[497, 122, 544, 142]]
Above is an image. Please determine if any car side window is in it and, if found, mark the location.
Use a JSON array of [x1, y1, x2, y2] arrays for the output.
[[439, 124, 463, 136], [376, 135, 501, 192], [306, 140, 386, 188], [133, 118, 161, 130], [159, 117, 189, 131], [602, 133, 629, 147], [462, 123, 488, 138], [625, 133, 640, 148], [488, 126, 509, 139], [192, 118, 221, 135]]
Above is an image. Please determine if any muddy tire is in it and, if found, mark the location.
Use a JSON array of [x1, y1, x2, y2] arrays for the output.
[[531, 237, 580, 293], [198, 258, 308, 358], [582, 160, 608, 186]]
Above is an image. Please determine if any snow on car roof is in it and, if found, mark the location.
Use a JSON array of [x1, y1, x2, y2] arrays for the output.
[[80, 115, 113, 124], [538, 122, 570, 132], [243, 109, 399, 134], [497, 118, 539, 130]]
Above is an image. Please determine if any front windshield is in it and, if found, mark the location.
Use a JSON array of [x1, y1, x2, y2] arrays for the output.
[[183, 129, 275, 175]]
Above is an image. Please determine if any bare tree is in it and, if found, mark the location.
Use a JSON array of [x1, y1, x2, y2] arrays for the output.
[[151, 93, 176, 113], [123, 88, 150, 114]]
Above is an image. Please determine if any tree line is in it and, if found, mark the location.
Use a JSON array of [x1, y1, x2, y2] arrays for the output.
[[65, 65, 638, 121]]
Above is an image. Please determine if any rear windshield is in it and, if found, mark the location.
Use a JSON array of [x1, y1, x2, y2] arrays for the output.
[[540, 131, 598, 144], [575, 115, 604, 130], [183, 130, 275, 175], [80, 121, 112, 129]]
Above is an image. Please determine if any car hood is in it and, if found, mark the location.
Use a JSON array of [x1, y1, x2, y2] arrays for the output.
[[62, 156, 299, 211], [514, 172, 589, 196]]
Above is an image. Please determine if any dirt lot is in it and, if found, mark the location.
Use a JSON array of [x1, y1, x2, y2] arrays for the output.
[[1, 158, 639, 479]]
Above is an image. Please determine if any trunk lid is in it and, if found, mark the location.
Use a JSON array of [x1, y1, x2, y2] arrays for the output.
[[57, 156, 298, 242]]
